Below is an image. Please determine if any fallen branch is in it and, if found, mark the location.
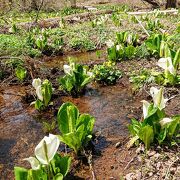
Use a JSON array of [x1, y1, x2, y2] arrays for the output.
[[124, 155, 137, 170], [83, 149, 97, 180], [127, 9, 178, 15], [5, 9, 113, 31], [164, 156, 179, 180], [0, 56, 22, 60], [134, 15, 150, 36]]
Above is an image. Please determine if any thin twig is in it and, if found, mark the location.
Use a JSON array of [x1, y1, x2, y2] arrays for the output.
[[34, 0, 44, 23], [127, 9, 178, 15], [164, 157, 179, 180], [0, 56, 22, 60], [83, 149, 97, 180], [134, 15, 150, 36], [124, 155, 137, 170]]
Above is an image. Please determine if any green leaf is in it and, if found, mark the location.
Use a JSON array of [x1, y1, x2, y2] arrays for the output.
[[139, 125, 154, 149], [128, 118, 142, 136], [57, 102, 95, 154], [35, 99, 44, 110], [41, 79, 53, 107], [58, 62, 92, 95], [124, 45, 135, 58], [107, 47, 117, 61], [14, 167, 28, 180], [29, 169, 47, 180], [76, 114, 95, 144], [59, 76, 74, 92], [57, 156, 71, 176], [57, 102, 79, 134], [15, 66, 27, 81], [158, 128, 167, 144], [167, 116, 180, 139], [81, 77, 92, 87], [173, 48, 180, 69], [143, 105, 165, 125], [51, 154, 71, 177], [58, 125, 84, 154], [53, 173, 63, 180]]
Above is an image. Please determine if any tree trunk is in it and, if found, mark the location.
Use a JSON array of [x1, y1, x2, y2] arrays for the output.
[[70, 0, 76, 8], [142, 0, 160, 8], [166, 0, 177, 8], [31, 0, 38, 10]]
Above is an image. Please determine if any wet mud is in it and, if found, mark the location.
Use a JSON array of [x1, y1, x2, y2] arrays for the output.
[[0, 51, 179, 179], [0, 86, 43, 179], [0, 77, 144, 179], [41, 50, 106, 69]]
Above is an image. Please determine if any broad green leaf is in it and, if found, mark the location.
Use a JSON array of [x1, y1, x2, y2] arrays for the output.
[[107, 47, 117, 61], [125, 45, 135, 58], [158, 128, 167, 144], [139, 125, 154, 149], [173, 49, 180, 69], [53, 173, 63, 180], [29, 169, 47, 180], [59, 76, 74, 92], [128, 118, 142, 136], [76, 114, 95, 144], [58, 125, 84, 154], [15, 66, 27, 81], [167, 116, 180, 139], [51, 154, 71, 177], [76, 114, 95, 134], [41, 79, 53, 107], [14, 167, 28, 180], [35, 99, 43, 110], [57, 102, 79, 134], [57, 156, 71, 176]]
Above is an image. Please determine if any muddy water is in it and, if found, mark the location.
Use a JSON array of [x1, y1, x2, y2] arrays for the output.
[[0, 79, 143, 179], [61, 80, 143, 179], [0, 86, 43, 179], [42, 50, 106, 68], [0, 50, 145, 179]]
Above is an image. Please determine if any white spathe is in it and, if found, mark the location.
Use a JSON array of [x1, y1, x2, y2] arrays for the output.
[[141, 100, 150, 119], [106, 40, 114, 48], [35, 134, 60, 165], [63, 65, 72, 75], [150, 87, 168, 110], [157, 57, 176, 75], [116, 45, 121, 51], [126, 34, 132, 44], [24, 157, 40, 170], [32, 78, 41, 90], [160, 117, 173, 127], [87, 71, 93, 77], [36, 86, 43, 101]]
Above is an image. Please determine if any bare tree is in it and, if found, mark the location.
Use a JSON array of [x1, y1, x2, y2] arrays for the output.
[[166, 0, 177, 8], [142, 0, 160, 8], [31, 0, 38, 10], [142, 0, 177, 8], [70, 0, 76, 8]]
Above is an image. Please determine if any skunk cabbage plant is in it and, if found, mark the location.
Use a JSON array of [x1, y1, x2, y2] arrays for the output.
[[14, 134, 71, 180], [57, 102, 95, 154], [31, 78, 53, 110], [58, 61, 93, 97], [128, 87, 180, 149]]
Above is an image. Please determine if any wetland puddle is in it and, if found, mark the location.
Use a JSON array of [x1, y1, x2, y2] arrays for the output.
[[0, 79, 143, 179], [41, 50, 106, 69], [0, 51, 147, 179]]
